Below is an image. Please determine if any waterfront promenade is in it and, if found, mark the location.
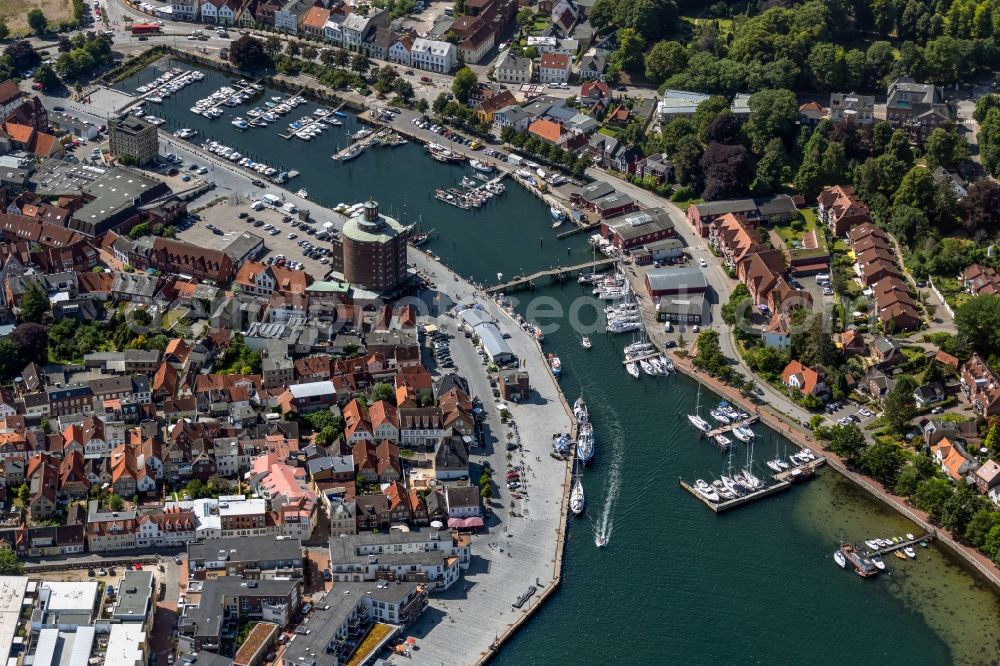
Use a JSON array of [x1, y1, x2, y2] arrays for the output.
[[404, 250, 573, 665]]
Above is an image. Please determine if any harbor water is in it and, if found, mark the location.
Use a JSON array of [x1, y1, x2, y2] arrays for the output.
[[130, 60, 1000, 664]]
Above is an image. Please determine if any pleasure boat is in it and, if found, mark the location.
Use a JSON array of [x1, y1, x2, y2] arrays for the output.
[[581, 336, 592, 350], [595, 535, 607, 548], [694, 479, 720, 502], [709, 408, 731, 424], [336, 144, 365, 161], [640, 359, 657, 376], [624, 340, 654, 355], [352, 128, 373, 141], [550, 206, 567, 221], [894, 550, 907, 560], [721, 476, 743, 497], [864, 540, 881, 551], [573, 397, 588, 425], [625, 362, 640, 379], [776, 459, 789, 469], [714, 434, 732, 448], [570, 478, 585, 515], [469, 159, 493, 173], [688, 414, 711, 432], [577, 423, 594, 465], [870, 554, 886, 571], [296, 189, 308, 199], [549, 354, 562, 378], [732, 427, 754, 443], [834, 548, 847, 568], [766, 459, 783, 473], [713, 480, 737, 500], [906, 532, 916, 540], [903, 547, 916, 559]]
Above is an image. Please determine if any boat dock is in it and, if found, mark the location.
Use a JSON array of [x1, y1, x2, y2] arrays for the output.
[[329, 127, 391, 158], [620, 352, 663, 366], [486, 258, 617, 293], [680, 478, 792, 513], [556, 221, 601, 240], [704, 416, 760, 439], [871, 531, 936, 556], [773, 456, 826, 481]]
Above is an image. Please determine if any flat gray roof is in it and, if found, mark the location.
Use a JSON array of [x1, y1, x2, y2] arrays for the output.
[[113, 571, 153, 618], [646, 267, 708, 293], [187, 535, 302, 564]]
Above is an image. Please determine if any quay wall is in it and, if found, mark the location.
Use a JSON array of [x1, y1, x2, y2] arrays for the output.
[[669, 351, 1000, 592]]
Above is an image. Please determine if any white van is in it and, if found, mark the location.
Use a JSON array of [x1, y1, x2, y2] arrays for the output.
[[282, 202, 298, 214], [250, 200, 264, 211], [262, 193, 281, 207], [815, 273, 830, 284]]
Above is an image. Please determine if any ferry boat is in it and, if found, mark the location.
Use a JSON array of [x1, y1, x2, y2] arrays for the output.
[[570, 478, 585, 515], [548, 354, 562, 378], [469, 158, 493, 173], [577, 422, 594, 465]]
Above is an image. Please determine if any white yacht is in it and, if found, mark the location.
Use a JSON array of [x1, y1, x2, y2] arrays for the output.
[[581, 336, 592, 350], [625, 362, 640, 379], [694, 479, 720, 502], [577, 423, 594, 465], [688, 414, 711, 432], [715, 434, 732, 448], [573, 397, 588, 425], [570, 478, 585, 515], [640, 359, 656, 376]]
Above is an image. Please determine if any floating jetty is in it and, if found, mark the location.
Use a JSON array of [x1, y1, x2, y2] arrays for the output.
[[704, 416, 760, 439], [681, 457, 825, 513], [869, 531, 935, 556], [330, 127, 392, 159]]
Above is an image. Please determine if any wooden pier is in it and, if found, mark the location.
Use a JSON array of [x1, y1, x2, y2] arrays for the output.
[[486, 258, 617, 293], [773, 456, 826, 482], [556, 221, 601, 240], [871, 531, 936, 556], [329, 127, 391, 158]]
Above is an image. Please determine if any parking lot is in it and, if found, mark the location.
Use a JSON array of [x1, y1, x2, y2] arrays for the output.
[[175, 200, 338, 278]]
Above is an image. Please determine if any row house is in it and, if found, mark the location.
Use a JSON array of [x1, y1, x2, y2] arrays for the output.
[[410, 38, 457, 73], [687, 199, 760, 237], [59, 450, 91, 499], [538, 53, 572, 84], [352, 439, 402, 483], [961, 354, 1000, 417], [342, 9, 389, 52], [274, 0, 311, 33], [737, 250, 787, 308], [200, 0, 242, 25], [388, 33, 414, 66], [300, 6, 330, 39], [399, 406, 444, 449], [849, 223, 921, 331], [709, 213, 763, 271], [817, 185, 870, 237], [26, 453, 59, 519], [962, 264, 1000, 296], [493, 50, 533, 84], [135, 506, 197, 547], [234, 261, 310, 296]]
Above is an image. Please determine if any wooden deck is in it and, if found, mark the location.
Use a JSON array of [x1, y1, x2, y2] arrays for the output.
[[705, 416, 760, 439], [680, 478, 793, 513]]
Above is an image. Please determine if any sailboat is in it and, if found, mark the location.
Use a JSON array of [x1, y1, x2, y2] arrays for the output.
[[694, 479, 720, 502], [640, 359, 656, 376], [687, 383, 712, 432], [577, 421, 595, 465], [834, 532, 847, 569], [578, 244, 601, 284], [625, 361, 640, 379], [570, 462, 585, 515]]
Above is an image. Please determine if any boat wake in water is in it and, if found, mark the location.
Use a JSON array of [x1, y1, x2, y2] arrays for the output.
[[593, 412, 625, 548]]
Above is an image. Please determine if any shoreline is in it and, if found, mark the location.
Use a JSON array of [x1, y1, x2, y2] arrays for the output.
[[408, 249, 574, 665], [669, 350, 1000, 593]]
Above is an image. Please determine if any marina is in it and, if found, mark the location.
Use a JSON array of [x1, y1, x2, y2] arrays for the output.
[[116, 60, 1000, 666]]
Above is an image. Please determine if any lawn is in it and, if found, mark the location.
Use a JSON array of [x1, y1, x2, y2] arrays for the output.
[[773, 208, 818, 246], [0, 0, 74, 35]]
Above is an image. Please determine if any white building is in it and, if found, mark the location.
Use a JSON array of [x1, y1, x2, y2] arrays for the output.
[[323, 15, 344, 44], [170, 0, 198, 21], [388, 35, 412, 66], [0, 576, 28, 664], [538, 52, 571, 84], [493, 50, 533, 84], [274, 0, 310, 34], [410, 38, 456, 73], [105, 623, 147, 666], [658, 89, 713, 120]]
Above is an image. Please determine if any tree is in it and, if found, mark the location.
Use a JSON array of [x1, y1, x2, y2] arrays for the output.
[[955, 295, 1000, 358], [0, 22, 8, 41], [754, 138, 788, 193], [285, 40, 300, 57], [33, 64, 60, 92], [941, 486, 980, 535], [0, 549, 22, 576], [500, 125, 515, 145], [744, 89, 799, 153], [264, 36, 282, 57], [27, 9, 47, 35], [16, 483, 28, 506], [351, 52, 370, 76], [700, 142, 752, 200], [925, 125, 968, 171], [958, 180, 1000, 238], [57, 36, 72, 53], [610, 28, 646, 74], [451, 66, 477, 104], [516, 7, 534, 27], [829, 423, 866, 461], [334, 48, 349, 67], [691, 329, 727, 375], [721, 283, 750, 327], [858, 440, 905, 485], [230, 36, 270, 71], [109, 494, 125, 512], [415, 97, 429, 114], [5, 41, 39, 71], [370, 381, 395, 404], [882, 374, 917, 434], [915, 477, 954, 518], [965, 508, 1000, 548], [985, 424, 1000, 454], [644, 40, 687, 83], [19, 282, 49, 324], [11, 323, 48, 365]]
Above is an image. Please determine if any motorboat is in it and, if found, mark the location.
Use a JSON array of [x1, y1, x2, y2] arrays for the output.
[[864, 540, 880, 551], [469, 158, 493, 173], [903, 547, 916, 559], [870, 554, 886, 571], [834, 549, 847, 569], [625, 362, 640, 379], [732, 427, 754, 443], [694, 479, 720, 502], [577, 423, 594, 465], [352, 128, 373, 141], [296, 189, 308, 199], [582, 336, 592, 350], [549, 354, 562, 378], [715, 434, 732, 448], [906, 532, 915, 540], [766, 459, 783, 473], [776, 459, 789, 470], [688, 414, 711, 432], [595, 535, 607, 548], [894, 550, 907, 560], [570, 478, 585, 515], [573, 397, 588, 425], [710, 408, 731, 424]]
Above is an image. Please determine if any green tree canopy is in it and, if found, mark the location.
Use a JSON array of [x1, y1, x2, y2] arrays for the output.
[[27, 9, 47, 35], [451, 67, 477, 104], [829, 423, 866, 461]]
